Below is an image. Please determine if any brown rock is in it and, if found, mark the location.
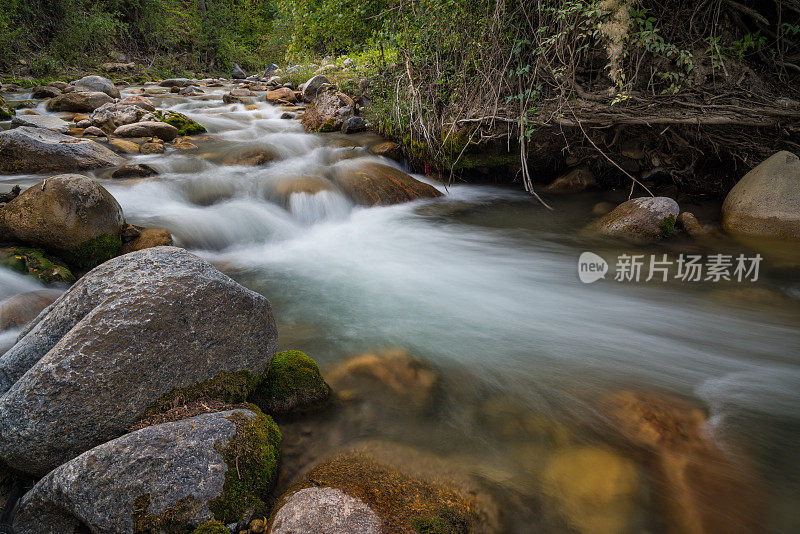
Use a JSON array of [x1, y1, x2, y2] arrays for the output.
[[119, 95, 155, 112], [111, 164, 158, 179], [369, 141, 402, 162], [46, 91, 113, 113], [120, 228, 173, 254], [224, 148, 275, 166], [330, 161, 442, 206], [301, 92, 354, 133], [109, 139, 140, 154], [0, 290, 63, 330], [596, 197, 679, 244], [677, 212, 705, 237], [114, 121, 179, 142], [140, 142, 165, 155], [265, 88, 297, 104], [543, 166, 596, 193]]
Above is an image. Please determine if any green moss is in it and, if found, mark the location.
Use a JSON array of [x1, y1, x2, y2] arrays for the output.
[[155, 110, 207, 136], [141, 370, 262, 419], [251, 350, 330, 415], [132, 493, 200, 534], [208, 408, 281, 524], [190, 521, 228, 534], [66, 233, 122, 268], [412, 508, 470, 534], [0, 247, 75, 284], [318, 118, 337, 132], [0, 96, 14, 120], [658, 214, 677, 237]]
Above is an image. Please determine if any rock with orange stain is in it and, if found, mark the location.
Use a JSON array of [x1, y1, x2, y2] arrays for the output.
[[330, 161, 442, 206], [602, 391, 764, 534]]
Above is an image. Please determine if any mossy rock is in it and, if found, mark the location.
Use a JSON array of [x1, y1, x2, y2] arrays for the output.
[[0, 96, 14, 121], [141, 370, 262, 420], [65, 233, 122, 268], [132, 493, 201, 534], [155, 110, 207, 136], [209, 408, 282, 524], [251, 350, 330, 416], [191, 520, 229, 534], [0, 247, 75, 284]]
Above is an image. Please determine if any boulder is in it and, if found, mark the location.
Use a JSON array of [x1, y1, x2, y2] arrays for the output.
[[301, 75, 332, 102], [155, 111, 206, 135], [0, 247, 278, 476], [596, 197, 679, 243], [91, 102, 143, 133], [271, 487, 381, 534], [543, 166, 596, 193], [302, 92, 354, 132], [111, 163, 159, 179], [179, 85, 205, 96], [47, 91, 114, 112], [601, 391, 764, 534], [10, 114, 70, 133], [270, 441, 500, 534], [30, 85, 62, 99], [368, 141, 402, 162], [721, 151, 800, 240], [160, 78, 194, 88], [140, 141, 165, 154], [251, 350, 330, 415], [265, 88, 296, 104], [0, 174, 124, 267], [119, 94, 156, 112], [13, 409, 281, 533], [109, 139, 141, 154], [232, 63, 247, 80], [119, 228, 173, 254], [341, 116, 367, 134], [330, 161, 442, 206], [0, 247, 76, 285], [0, 289, 63, 330], [114, 120, 179, 141], [0, 127, 123, 174], [0, 95, 14, 120], [677, 212, 705, 237], [71, 75, 120, 98], [82, 126, 105, 136]]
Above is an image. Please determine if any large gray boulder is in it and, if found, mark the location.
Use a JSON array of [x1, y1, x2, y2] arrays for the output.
[[71, 75, 120, 98], [301, 75, 332, 102], [114, 120, 179, 141], [0, 127, 123, 173], [0, 174, 124, 267], [46, 91, 114, 112], [0, 247, 278, 476], [721, 151, 800, 240], [90, 102, 143, 133], [10, 114, 70, 133], [596, 197, 679, 243], [13, 409, 281, 534], [159, 78, 194, 88], [270, 487, 382, 534]]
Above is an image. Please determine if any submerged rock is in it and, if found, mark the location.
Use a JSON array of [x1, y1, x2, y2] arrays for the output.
[[46, 91, 114, 112], [0, 289, 63, 330], [13, 409, 281, 534], [111, 163, 158, 179], [71, 75, 120, 98], [676, 212, 705, 237], [369, 141, 403, 162], [0, 246, 278, 476], [251, 350, 331, 415], [721, 151, 800, 240], [0, 174, 124, 267], [330, 161, 442, 206], [543, 166, 595, 193], [596, 197, 679, 243], [0, 127, 123, 173], [302, 91, 354, 132]]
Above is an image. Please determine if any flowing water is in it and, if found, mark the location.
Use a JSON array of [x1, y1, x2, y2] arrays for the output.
[[2, 84, 800, 532]]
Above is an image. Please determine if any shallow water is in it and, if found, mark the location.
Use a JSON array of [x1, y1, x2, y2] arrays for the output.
[[2, 84, 800, 532]]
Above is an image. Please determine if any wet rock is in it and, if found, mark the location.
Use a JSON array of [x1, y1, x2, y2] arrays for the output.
[[71, 75, 120, 98], [368, 141, 402, 162], [140, 141, 165, 154], [721, 151, 800, 240], [114, 121, 179, 141], [223, 148, 276, 166], [591, 201, 615, 216], [0, 247, 76, 285], [13, 409, 281, 533], [232, 63, 247, 80], [0, 127, 123, 173], [301, 75, 332, 102], [341, 116, 367, 134], [111, 163, 158, 179], [0, 247, 278, 476], [30, 85, 61, 99], [543, 166, 596, 193], [155, 110, 206, 136], [542, 446, 641, 534], [251, 350, 330, 416], [330, 161, 442, 206], [10, 114, 70, 133], [0, 95, 14, 120], [601, 391, 764, 534], [273, 175, 334, 196], [677, 212, 705, 237], [327, 348, 440, 414], [271, 441, 500, 533], [119, 228, 173, 254], [270, 487, 381, 534], [109, 138, 140, 154], [302, 91, 354, 132], [47, 91, 113, 112], [174, 139, 198, 150], [119, 94, 156, 112], [0, 289, 63, 330], [160, 78, 194, 88], [179, 85, 205, 96], [91, 102, 143, 133], [82, 125, 105, 137], [265, 87, 296, 104], [596, 197, 679, 243], [0, 174, 124, 267]]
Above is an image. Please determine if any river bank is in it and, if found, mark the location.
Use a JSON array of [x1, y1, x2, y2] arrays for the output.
[[1, 71, 799, 533]]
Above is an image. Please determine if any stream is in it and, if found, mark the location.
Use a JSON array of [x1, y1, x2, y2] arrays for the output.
[[2, 83, 800, 532]]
